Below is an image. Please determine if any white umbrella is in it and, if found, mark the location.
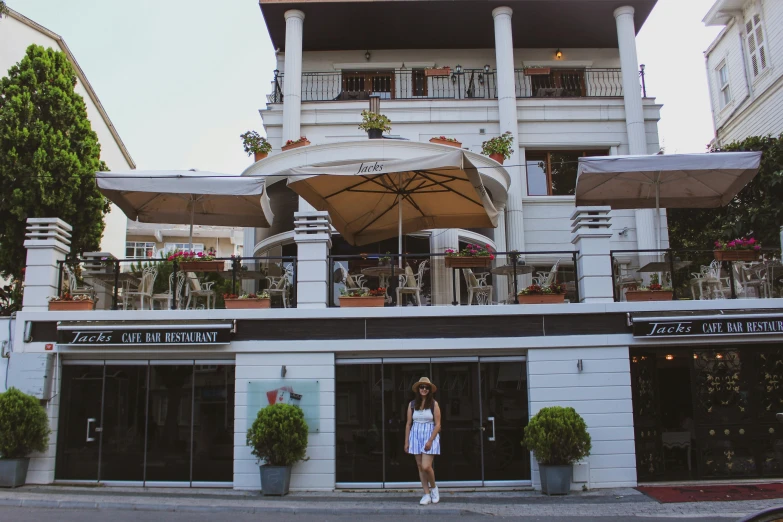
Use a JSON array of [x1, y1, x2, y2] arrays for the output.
[[96, 170, 273, 249], [575, 152, 762, 249]]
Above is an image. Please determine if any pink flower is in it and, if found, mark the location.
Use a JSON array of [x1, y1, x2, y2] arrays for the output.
[[754, 245, 761, 251], [489, 254, 495, 260], [714, 241, 721, 247], [197, 252, 204, 257], [749, 238, 757, 244]]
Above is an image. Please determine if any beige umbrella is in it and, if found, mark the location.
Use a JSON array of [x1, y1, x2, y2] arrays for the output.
[[270, 150, 498, 266]]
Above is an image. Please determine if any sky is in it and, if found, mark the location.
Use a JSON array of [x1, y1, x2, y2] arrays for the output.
[[7, 0, 723, 172]]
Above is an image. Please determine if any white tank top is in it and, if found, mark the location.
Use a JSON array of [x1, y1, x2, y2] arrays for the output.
[[412, 407, 434, 424]]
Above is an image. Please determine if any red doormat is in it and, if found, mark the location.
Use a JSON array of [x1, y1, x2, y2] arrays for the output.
[[637, 483, 783, 503]]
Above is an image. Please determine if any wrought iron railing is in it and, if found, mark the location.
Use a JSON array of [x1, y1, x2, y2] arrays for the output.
[[515, 68, 625, 98]]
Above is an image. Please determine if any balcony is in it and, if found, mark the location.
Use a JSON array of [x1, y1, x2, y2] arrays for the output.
[[267, 68, 629, 103]]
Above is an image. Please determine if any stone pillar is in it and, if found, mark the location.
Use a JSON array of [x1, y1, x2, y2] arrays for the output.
[[22, 218, 72, 312], [431, 228, 460, 306], [294, 211, 331, 308], [571, 207, 614, 303], [614, 6, 657, 254], [282, 9, 305, 145], [493, 205, 510, 302], [493, 7, 526, 253]]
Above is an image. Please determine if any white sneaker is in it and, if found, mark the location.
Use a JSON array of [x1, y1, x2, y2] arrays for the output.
[[430, 487, 440, 504], [419, 494, 432, 505]]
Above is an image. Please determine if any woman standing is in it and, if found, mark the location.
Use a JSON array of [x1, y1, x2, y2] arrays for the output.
[[404, 377, 441, 505]]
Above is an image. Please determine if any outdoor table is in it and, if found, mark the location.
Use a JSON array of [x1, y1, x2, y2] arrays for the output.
[[86, 271, 141, 289], [361, 266, 405, 304], [489, 264, 534, 277]]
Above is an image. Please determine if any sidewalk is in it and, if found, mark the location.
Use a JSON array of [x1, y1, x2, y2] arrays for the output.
[[0, 485, 782, 518]]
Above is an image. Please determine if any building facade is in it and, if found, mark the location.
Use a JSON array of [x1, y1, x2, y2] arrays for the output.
[[704, 0, 783, 146]]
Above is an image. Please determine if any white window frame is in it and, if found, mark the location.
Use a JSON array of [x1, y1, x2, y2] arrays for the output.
[[745, 12, 769, 80], [716, 61, 731, 109], [164, 242, 204, 254], [125, 241, 157, 259]]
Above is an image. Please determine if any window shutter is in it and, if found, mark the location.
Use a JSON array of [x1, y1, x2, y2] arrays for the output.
[[746, 14, 769, 78]]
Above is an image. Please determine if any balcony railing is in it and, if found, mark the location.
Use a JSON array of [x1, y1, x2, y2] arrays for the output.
[[267, 68, 631, 103]]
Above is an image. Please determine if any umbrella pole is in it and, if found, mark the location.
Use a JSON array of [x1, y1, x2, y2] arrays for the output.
[[655, 180, 661, 252], [398, 197, 403, 269], [189, 199, 195, 251]]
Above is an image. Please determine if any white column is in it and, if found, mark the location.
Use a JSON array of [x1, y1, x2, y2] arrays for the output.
[[614, 6, 656, 254], [493, 7, 526, 253], [22, 218, 72, 312], [431, 229, 460, 306], [294, 211, 331, 308], [282, 9, 305, 145], [493, 205, 509, 302], [571, 207, 614, 303]]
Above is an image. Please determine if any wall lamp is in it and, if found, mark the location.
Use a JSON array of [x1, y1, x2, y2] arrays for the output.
[[365, 50, 371, 61], [555, 48, 563, 60]]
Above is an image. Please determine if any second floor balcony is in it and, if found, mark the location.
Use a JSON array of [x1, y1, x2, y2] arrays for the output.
[[267, 67, 632, 104]]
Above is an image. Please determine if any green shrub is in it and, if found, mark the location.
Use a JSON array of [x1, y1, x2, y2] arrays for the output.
[[0, 388, 51, 459], [246, 403, 308, 466], [522, 406, 591, 466]]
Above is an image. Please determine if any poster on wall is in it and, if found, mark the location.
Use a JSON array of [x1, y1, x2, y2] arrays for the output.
[[247, 380, 320, 433]]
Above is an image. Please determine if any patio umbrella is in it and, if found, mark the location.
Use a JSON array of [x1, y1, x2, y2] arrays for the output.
[[96, 170, 273, 249], [575, 152, 762, 249], [268, 149, 499, 267]]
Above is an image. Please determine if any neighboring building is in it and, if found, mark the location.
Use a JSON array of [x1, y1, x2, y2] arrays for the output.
[[704, 0, 783, 146], [125, 222, 243, 260], [0, 8, 135, 258]]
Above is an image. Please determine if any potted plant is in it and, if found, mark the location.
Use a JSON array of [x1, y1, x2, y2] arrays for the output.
[[358, 110, 391, 139], [281, 136, 311, 151], [522, 406, 591, 496], [429, 136, 462, 148], [48, 292, 94, 311], [168, 250, 223, 272], [625, 273, 674, 302], [444, 243, 495, 268], [481, 131, 515, 164], [339, 287, 386, 307], [424, 66, 450, 77], [223, 291, 271, 309], [378, 252, 392, 266], [241, 130, 273, 162], [518, 283, 568, 304], [0, 388, 51, 488], [246, 403, 309, 496], [714, 237, 761, 262]]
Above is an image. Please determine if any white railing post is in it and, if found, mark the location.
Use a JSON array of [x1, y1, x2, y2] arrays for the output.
[[294, 211, 332, 308], [571, 207, 614, 303], [22, 218, 72, 311]]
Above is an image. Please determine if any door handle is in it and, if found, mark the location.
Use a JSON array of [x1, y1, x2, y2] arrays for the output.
[[86, 418, 96, 442], [488, 416, 496, 442]]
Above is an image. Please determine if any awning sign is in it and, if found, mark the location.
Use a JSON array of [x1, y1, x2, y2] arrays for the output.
[[633, 315, 783, 338], [57, 324, 232, 346]]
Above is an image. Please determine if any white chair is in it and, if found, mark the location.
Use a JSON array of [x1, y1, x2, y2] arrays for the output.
[[736, 262, 766, 298], [338, 264, 368, 294], [185, 272, 216, 309], [533, 259, 561, 287], [462, 269, 493, 305], [63, 264, 97, 302], [689, 262, 721, 300], [397, 260, 428, 306], [124, 266, 158, 310], [266, 265, 293, 308], [152, 271, 187, 310]]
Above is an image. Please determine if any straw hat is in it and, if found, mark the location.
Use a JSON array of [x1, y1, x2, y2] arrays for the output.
[[412, 377, 437, 393]]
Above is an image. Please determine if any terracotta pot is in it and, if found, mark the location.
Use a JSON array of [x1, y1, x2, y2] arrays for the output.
[[281, 139, 311, 151], [517, 294, 566, 304], [224, 298, 271, 309], [253, 151, 268, 162], [49, 299, 94, 311], [489, 153, 505, 164], [339, 296, 386, 308], [178, 260, 224, 272], [714, 250, 759, 262], [625, 290, 673, 302], [444, 256, 492, 268], [425, 67, 450, 77], [429, 137, 462, 148]]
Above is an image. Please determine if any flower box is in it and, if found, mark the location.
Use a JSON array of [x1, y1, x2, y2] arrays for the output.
[[49, 299, 94, 311], [339, 296, 386, 308], [179, 260, 224, 272], [625, 290, 673, 302], [445, 256, 492, 269], [254, 151, 268, 162], [425, 67, 450, 77], [714, 250, 759, 262], [282, 139, 311, 151], [429, 137, 462, 148], [517, 294, 565, 305], [224, 298, 271, 309]]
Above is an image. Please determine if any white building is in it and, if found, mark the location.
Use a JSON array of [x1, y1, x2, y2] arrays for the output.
[[704, 0, 783, 146]]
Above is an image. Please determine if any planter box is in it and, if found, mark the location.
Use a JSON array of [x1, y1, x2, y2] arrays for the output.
[[254, 151, 269, 162], [48, 299, 94, 311], [517, 294, 566, 305], [0, 458, 29, 488], [179, 260, 224, 272], [714, 250, 759, 262], [489, 153, 505, 164], [260, 465, 292, 496], [339, 296, 385, 307], [539, 464, 571, 495], [444, 256, 492, 269], [625, 290, 673, 302], [425, 67, 450, 77], [429, 137, 462, 148], [224, 298, 271, 309], [282, 139, 311, 151]]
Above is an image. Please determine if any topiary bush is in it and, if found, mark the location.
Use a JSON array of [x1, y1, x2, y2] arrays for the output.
[[246, 403, 308, 466], [0, 388, 51, 459], [522, 406, 591, 466]]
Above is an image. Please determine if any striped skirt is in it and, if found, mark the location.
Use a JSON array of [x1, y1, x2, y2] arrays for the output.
[[408, 422, 440, 455]]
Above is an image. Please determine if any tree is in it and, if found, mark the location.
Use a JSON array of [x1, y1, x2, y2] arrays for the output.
[[0, 44, 110, 279], [668, 135, 783, 251]]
